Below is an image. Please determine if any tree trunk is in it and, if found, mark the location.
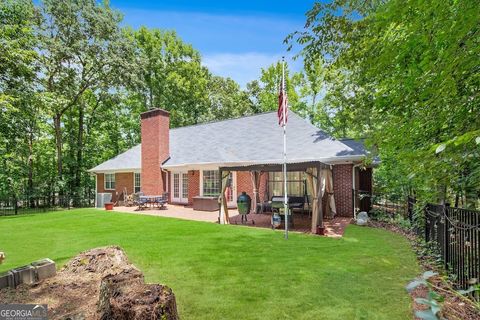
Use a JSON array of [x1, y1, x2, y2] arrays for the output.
[[98, 270, 178, 320], [311, 92, 317, 122], [437, 184, 447, 205], [27, 127, 34, 208], [54, 114, 63, 199], [149, 83, 154, 110], [74, 105, 84, 207]]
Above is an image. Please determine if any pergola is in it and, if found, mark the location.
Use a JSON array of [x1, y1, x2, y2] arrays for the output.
[[218, 161, 335, 233]]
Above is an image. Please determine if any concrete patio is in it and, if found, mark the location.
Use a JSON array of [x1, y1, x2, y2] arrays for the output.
[[112, 204, 230, 223], [111, 205, 350, 237]]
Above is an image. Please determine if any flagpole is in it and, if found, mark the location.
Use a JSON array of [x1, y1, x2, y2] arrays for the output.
[[282, 57, 288, 240]]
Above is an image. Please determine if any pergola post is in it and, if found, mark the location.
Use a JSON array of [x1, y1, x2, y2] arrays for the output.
[[218, 170, 230, 224], [218, 169, 223, 224]]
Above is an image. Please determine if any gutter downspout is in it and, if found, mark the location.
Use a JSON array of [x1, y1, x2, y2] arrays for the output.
[[94, 173, 97, 208], [352, 163, 362, 219], [161, 168, 169, 199]]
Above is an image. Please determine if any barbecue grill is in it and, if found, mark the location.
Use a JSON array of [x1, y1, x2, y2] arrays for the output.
[[270, 196, 302, 228], [236, 192, 251, 224]]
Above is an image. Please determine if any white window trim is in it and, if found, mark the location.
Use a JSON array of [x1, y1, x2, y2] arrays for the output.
[[104, 173, 115, 190], [170, 171, 188, 204], [133, 172, 141, 193], [199, 170, 219, 197], [200, 170, 236, 205], [181, 172, 189, 199]]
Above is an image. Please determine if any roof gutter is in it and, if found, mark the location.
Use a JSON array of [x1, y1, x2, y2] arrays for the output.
[[161, 155, 366, 169], [88, 168, 141, 174]]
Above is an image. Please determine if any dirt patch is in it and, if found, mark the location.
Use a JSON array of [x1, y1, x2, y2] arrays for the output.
[[0, 246, 178, 320], [368, 220, 480, 320]]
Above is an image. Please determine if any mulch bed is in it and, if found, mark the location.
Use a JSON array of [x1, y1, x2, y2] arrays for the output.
[[368, 220, 480, 320]]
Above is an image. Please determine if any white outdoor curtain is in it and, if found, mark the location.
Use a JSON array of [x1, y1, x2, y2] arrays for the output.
[[322, 168, 337, 219], [219, 170, 231, 224], [250, 171, 262, 213], [306, 167, 324, 233]]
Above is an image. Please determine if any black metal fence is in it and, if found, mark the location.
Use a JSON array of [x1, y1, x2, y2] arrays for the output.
[[0, 194, 94, 216], [425, 204, 480, 290], [353, 189, 408, 218], [354, 189, 479, 293]]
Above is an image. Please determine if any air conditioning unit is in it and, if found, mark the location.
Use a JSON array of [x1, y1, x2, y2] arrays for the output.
[[96, 193, 112, 208]]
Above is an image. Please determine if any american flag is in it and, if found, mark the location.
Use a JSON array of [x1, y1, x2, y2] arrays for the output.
[[277, 80, 288, 126]]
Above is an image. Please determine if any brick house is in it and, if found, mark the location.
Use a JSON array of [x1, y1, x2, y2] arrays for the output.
[[89, 109, 373, 221]]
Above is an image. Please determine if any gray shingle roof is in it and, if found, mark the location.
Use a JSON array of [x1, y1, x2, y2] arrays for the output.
[[89, 111, 368, 172], [89, 144, 141, 172]]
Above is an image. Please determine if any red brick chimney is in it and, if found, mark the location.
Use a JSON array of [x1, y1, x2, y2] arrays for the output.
[[141, 109, 170, 195]]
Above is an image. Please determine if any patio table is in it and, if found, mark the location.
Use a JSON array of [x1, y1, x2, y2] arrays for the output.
[[139, 195, 167, 209]]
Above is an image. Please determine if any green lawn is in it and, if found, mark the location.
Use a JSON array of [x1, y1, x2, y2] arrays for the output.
[[0, 209, 419, 319]]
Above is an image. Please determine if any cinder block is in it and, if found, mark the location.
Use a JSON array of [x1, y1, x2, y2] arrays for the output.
[[0, 271, 15, 289], [11, 265, 36, 286], [31, 258, 56, 281]]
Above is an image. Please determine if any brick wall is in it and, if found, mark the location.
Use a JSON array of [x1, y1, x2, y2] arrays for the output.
[[236, 171, 268, 204], [187, 170, 200, 205], [333, 164, 353, 217], [167, 171, 171, 202], [96, 172, 134, 203], [141, 109, 170, 195]]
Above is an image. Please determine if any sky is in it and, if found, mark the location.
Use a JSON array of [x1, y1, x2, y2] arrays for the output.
[[110, 0, 317, 87]]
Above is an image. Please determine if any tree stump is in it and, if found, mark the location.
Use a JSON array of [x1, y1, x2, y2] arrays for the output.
[[98, 269, 178, 320]]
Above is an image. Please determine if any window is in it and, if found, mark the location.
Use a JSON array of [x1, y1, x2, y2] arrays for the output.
[[104, 173, 115, 190], [134, 173, 141, 193], [202, 170, 220, 197], [173, 173, 180, 198], [268, 171, 306, 198], [182, 173, 189, 199]]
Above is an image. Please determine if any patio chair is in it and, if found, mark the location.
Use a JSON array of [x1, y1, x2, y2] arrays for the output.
[[154, 192, 168, 210], [132, 192, 147, 211]]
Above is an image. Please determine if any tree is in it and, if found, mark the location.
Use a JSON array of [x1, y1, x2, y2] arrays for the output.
[[246, 61, 303, 114], [128, 27, 211, 127], [0, 0, 270, 207], [36, 0, 134, 201], [0, 0, 37, 199], [207, 76, 253, 120], [289, 0, 480, 205], [296, 57, 325, 122]]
